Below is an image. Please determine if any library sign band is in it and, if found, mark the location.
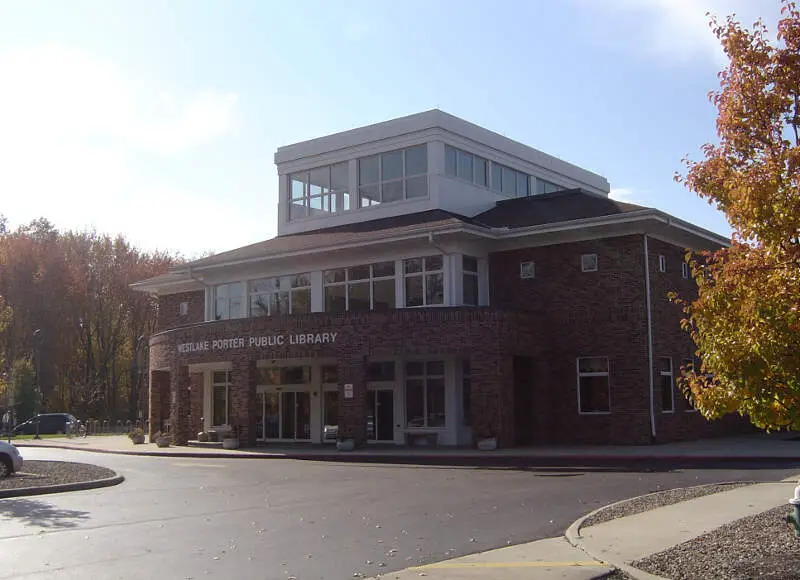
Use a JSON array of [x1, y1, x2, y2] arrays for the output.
[[177, 332, 338, 353]]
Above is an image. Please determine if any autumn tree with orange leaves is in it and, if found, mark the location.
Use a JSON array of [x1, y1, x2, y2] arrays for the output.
[[675, 0, 800, 430]]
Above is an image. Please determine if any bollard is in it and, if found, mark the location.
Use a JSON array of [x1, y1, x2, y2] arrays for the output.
[[786, 482, 800, 537]]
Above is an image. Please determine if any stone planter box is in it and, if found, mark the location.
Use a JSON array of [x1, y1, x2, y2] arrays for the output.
[[477, 437, 497, 451], [336, 439, 355, 451], [222, 437, 239, 450], [155, 436, 171, 448], [129, 434, 145, 445]]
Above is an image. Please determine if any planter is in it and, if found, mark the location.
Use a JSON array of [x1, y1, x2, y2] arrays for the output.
[[222, 437, 239, 450], [477, 437, 497, 451], [197, 431, 209, 443], [155, 436, 171, 448], [336, 439, 355, 451], [129, 434, 145, 445]]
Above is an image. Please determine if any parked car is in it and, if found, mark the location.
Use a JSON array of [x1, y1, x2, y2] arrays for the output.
[[12, 413, 79, 436], [0, 441, 23, 477]]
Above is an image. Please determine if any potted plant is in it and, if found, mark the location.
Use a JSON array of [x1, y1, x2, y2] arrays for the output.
[[197, 431, 209, 443], [154, 431, 171, 448], [222, 426, 239, 450], [128, 427, 145, 445]]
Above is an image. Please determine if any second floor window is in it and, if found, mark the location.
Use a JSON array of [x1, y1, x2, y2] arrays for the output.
[[249, 274, 311, 316], [214, 282, 244, 320], [288, 162, 350, 220], [324, 262, 396, 312], [404, 255, 444, 307], [491, 162, 529, 197], [462, 255, 479, 306], [358, 144, 428, 207]]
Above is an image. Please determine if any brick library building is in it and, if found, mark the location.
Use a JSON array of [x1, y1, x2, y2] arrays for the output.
[[133, 110, 749, 449]]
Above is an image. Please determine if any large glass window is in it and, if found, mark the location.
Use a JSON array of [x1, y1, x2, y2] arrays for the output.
[[534, 177, 564, 195], [324, 261, 396, 312], [212, 371, 231, 426], [256, 366, 312, 386], [213, 283, 244, 320], [462, 255, 479, 306], [358, 145, 428, 207], [490, 161, 530, 197], [248, 274, 311, 316], [288, 162, 350, 220], [445, 145, 489, 187], [577, 357, 610, 413], [405, 361, 446, 428], [659, 357, 674, 413], [404, 255, 444, 307]]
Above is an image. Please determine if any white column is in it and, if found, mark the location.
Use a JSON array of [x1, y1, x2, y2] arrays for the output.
[[451, 254, 464, 306], [310, 271, 324, 313]]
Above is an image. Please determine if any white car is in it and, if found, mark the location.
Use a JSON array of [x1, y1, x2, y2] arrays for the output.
[[0, 441, 23, 477]]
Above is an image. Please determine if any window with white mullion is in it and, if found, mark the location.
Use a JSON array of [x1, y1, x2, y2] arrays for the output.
[[577, 357, 611, 414], [405, 360, 446, 428], [659, 357, 674, 413], [324, 262, 396, 313], [248, 274, 311, 316], [358, 145, 428, 208], [462, 255, 479, 306], [213, 282, 244, 320], [404, 255, 444, 307], [288, 162, 350, 220]]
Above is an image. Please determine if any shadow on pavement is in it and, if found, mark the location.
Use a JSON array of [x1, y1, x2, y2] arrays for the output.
[[0, 498, 90, 529]]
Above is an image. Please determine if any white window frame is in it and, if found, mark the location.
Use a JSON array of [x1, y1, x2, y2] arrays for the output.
[[681, 357, 699, 412], [248, 274, 311, 317], [357, 144, 428, 208], [534, 177, 564, 195], [681, 262, 689, 279], [213, 282, 245, 321], [444, 145, 490, 188], [462, 255, 479, 306], [520, 261, 535, 279], [490, 161, 530, 197], [576, 356, 611, 415], [288, 162, 350, 220], [404, 360, 446, 429], [211, 370, 231, 428], [581, 253, 598, 273], [659, 255, 667, 273], [323, 262, 396, 312], [659, 357, 674, 413], [403, 255, 445, 307]]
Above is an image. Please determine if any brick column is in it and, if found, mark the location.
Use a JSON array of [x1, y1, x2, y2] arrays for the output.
[[231, 357, 257, 447], [170, 364, 190, 445], [188, 372, 204, 438], [337, 355, 367, 446], [470, 353, 514, 448], [149, 370, 170, 440]]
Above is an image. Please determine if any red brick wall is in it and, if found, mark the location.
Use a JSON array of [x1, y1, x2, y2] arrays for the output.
[[157, 290, 205, 332], [189, 373, 204, 437]]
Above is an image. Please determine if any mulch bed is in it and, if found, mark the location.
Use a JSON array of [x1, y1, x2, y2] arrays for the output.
[[0, 460, 116, 491]]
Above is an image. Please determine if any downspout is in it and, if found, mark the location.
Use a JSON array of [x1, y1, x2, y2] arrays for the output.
[[643, 235, 657, 442]]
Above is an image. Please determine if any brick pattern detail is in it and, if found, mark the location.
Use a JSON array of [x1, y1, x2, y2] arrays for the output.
[[149, 370, 170, 440], [170, 365, 190, 445], [157, 291, 205, 332], [230, 357, 257, 446], [189, 372, 204, 438], [337, 354, 367, 445]]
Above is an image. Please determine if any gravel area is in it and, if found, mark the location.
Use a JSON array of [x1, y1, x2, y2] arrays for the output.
[[581, 482, 754, 529], [634, 505, 800, 579], [0, 461, 116, 491]]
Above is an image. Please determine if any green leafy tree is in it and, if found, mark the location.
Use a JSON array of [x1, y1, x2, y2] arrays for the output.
[[11, 358, 39, 422], [674, 0, 800, 430]]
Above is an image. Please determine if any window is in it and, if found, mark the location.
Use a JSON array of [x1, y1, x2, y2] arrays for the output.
[[659, 357, 674, 412], [577, 357, 610, 413], [490, 162, 529, 197], [288, 162, 350, 220], [681, 262, 689, 279], [321, 365, 339, 384], [462, 359, 471, 427], [462, 255, 479, 306], [214, 282, 244, 320], [405, 361, 446, 428], [444, 145, 489, 187], [179, 301, 188, 316], [212, 371, 231, 426], [366, 361, 395, 382], [324, 261, 396, 312], [256, 366, 312, 386], [404, 255, 444, 307], [659, 255, 667, 272], [248, 274, 311, 316], [534, 178, 564, 195], [581, 253, 598, 272], [681, 357, 698, 411], [520, 261, 535, 279], [358, 145, 428, 207]]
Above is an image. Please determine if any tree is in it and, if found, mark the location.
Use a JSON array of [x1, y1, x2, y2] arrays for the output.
[[11, 358, 38, 422], [674, 0, 800, 430]]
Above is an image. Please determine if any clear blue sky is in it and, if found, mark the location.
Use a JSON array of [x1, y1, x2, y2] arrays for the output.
[[0, 0, 782, 258]]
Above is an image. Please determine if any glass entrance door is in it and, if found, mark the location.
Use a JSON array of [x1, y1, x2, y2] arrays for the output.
[[367, 389, 394, 441], [257, 391, 311, 441]]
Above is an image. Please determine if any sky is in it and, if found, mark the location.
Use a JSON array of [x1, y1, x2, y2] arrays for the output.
[[0, 0, 785, 258]]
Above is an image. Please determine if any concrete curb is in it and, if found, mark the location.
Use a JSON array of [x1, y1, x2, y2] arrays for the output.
[[13, 442, 800, 467], [0, 472, 125, 499], [564, 482, 751, 580]]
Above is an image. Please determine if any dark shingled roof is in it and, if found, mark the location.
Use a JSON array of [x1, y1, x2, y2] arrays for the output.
[[471, 188, 647, 229]]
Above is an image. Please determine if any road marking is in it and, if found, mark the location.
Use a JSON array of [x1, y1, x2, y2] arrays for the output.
[[412, 561, 601, 569], [170, 462, 226, 468]]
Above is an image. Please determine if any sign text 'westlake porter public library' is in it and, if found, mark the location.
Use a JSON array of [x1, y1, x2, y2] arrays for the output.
[[177, 332, 338, 353]]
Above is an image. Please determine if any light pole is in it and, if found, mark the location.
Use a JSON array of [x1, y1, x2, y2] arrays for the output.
[[33, 329, 42, 440]]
